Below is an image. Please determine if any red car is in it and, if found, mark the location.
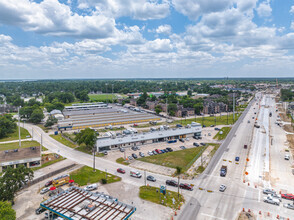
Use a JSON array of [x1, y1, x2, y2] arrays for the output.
[[180, 183, 193, 191], [155, 149, 161, 154], [117, 168, 125, 174], [45, 180, 52, 187], [282, 194, 294, 200]]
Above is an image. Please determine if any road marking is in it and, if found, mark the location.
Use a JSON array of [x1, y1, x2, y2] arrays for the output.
[[201, 213, 225, 220], [258, 189, 261, 202]]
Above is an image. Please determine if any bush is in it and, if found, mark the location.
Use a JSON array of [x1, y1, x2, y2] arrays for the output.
[[101, 178, 107, 184]]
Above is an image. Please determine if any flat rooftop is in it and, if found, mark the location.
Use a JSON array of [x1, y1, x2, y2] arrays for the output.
[[0, 145, 41, 164], [41, 186, 136, 220], [97, 125, 202, 148]]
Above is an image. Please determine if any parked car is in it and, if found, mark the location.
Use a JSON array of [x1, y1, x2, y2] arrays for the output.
[[235, 157, 240, 162], [166, 180, 178, 187], [180, 146, 186, 150], [281, 193, 294, 200], [285, 155, 290, 160], [147, 175, 156, 182], [139, 152, 145, 157], [45, 180, 52, 187], [179, 138, 185, 142], [132, 153, 138, 159], [102, 151, 108, 155], [202, 125, 206, 127], [84, 184, 97, 191], [270, 193, 281, 201], [210, 125, 215, 127], [128, 156, 133, 160], [155, 149, 161, 154], [137, 146, 140, 150], [119, 148, 125, 152], [214, 127, 220, 131], [35, 207, 46, 215], [219, 184, 226, 192], [200, 143, 206, 146], [193, 142, 199, 147], [117, 168, 125, 174], [176, 124, 183, 128], [180, 183, 193, 191], [263, 188, 276, 195], [193, 136, 198, 140], [131, 146, 137, 151], [166, 147, 173, 152], [148, 151, 154, 156], [284, 203, 294, 210], [40, 187, 50, 194], [263, 196, 280, 205], [152, 150, 158, 155]]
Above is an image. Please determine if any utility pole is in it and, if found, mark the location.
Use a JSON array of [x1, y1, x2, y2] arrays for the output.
[[106, 83, 108, 104], [18, 107, 21, 148], [233, 93, 235, 123], [112, 84, 114, 103], [144, 170, 146, 186], [32, 128, 34, 140], [93, 142, 96, 172]]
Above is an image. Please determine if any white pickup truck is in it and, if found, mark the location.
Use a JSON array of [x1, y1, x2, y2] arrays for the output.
[[130, 170, 142, 178]]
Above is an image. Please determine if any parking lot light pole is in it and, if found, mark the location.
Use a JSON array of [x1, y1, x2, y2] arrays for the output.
[[144, 170, 146, 186]]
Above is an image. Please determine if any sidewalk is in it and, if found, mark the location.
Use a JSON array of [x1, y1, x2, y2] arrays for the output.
[[0, 138, 32, 144]]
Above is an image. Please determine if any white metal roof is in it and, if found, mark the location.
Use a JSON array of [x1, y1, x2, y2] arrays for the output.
[[96, 125, 202, 148]]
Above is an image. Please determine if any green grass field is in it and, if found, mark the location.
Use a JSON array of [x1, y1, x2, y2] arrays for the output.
[[0, 127, 30, 142], [139, 186, 185, 209], [50, 134, 77, 148], [213, 127, 232, 140], [89, 94, 117, 102], [0, 141, 40, 151], [70, 166, 121, 186], [137, 146, 207, 172], [173, 112, 241, 126], [116, 157, 130, 165]]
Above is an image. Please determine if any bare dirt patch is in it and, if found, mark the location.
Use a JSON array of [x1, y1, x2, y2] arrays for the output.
[[237, 211, 256, 220], [279, 112, 291, 122], [284, 124, 294, 133]]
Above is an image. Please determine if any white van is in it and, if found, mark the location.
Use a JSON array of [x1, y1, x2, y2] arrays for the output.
[[130, 170, 142, 178], [84, 184, 97, 191]]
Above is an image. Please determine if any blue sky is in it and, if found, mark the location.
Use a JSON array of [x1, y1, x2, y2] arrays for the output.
[[0, 0, 294, 79]]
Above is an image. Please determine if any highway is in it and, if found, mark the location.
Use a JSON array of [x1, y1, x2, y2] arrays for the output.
[[21, 92, 294, 219]]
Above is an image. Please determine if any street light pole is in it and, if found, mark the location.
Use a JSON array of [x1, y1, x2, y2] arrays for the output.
[[18, 107, 21, 148]]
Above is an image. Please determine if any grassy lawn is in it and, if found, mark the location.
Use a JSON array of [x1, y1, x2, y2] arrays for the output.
[[70, 166, 121, 186], [116, 157, 130, 165], [37, 124, 50, 133], [0, 141, 40, 151], [32, 154, 65, 171], [42, 146, 48, 151], [173, 113, 241, 126], [89, 94, 117, 102], [213, 127, 232, 140], [137, 146, 207, 172], [62, 132, 76, 142], [50, 134, 77, 148], [75, 145, 104, 157], [136, 122, 164, 128], [0, 127, 30, 142], [139, 186, 185, 209]]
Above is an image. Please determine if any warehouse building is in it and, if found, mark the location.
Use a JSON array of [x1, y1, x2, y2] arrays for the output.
[[0, 146, 41, 172], [58, 108, 160, 131], [40, 186, 136, 220], [96, 124, 202, 152]]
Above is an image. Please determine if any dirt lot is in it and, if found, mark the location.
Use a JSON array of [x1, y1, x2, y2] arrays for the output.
[[284, 124, 294, 133], [237, 211, 256, 220]]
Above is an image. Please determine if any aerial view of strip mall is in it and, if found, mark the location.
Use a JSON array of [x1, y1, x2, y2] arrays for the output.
[[0, 0, 294, 220]]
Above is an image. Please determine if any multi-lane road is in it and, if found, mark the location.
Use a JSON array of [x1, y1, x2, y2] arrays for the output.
[[22, 92, 294, 219]]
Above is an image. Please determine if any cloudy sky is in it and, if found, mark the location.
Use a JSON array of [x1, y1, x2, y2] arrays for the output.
[[0, 0, 294, 79]]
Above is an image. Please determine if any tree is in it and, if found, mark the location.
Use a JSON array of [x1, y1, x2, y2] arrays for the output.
[[155, 105, 162, 114], [193, 103, 203, 115], [75, 128, 98, 171], [187, 90, 192, 96], [136, 92, 148, 106], [0, 201, 16, 220], [168, 103, 177, 116], [30, 108, 44, 124], [0, 166, 34, 202], [75, 128, 97, 152], [44, 116, 58, 127], [0, 115, 16, 139], [75, 90, 90, 102]]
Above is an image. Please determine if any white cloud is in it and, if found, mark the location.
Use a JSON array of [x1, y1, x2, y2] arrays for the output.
[[156, 25, 172, 35], [290, 5, 294, 13], [78, 0, 170, 20], [172, 0, 233, 20], [291, 22, 294, 30], [0, 0, 116, 39], [256, 1, 272, 17]]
